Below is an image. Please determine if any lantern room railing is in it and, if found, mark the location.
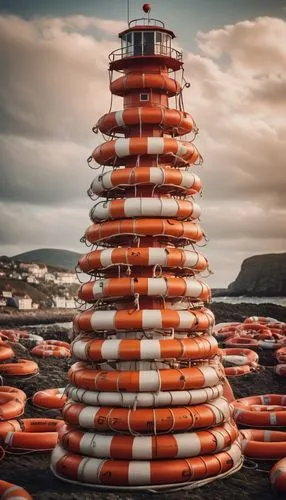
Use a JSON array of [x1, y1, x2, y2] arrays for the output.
[[128, 17, 165, 28], [109, 44, 182, 62]]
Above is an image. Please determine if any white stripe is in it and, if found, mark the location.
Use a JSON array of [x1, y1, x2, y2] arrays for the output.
[[227, 441, 242, 465], [100, 249, 113, 267], [128, 461, 151, 485], [141, 199, 161, 216], [115, 138, 130, 157], [91, 311, 116, 330], [201, 366, 220, 386], [139, 370, 160, 391], [78, 406, 101, 429], [177, 141, 188, 157], [92, 280, 105, 297], [192, 201, 201, 218], [132, 436, 152, 459], [80, 433, 112, 457], [147, 278, 167, 296], [79, 456, 103, 483], [269, 413, 277, 425], [212, 428, 227, 452], [51, 444, 66, 467], [115, 110, 125, 126], [184, 251, 198, 267], [140, 339, 161, 359], [101, 339, 121, 359], [149, 167, 164, 184], [264, 430, 272, 442], [178, 310, 194, 329], [148, 248, 166, 265], [185, 279, 202, 298], [175, 432, 201, 458], [147, 137, 164, 155], [182, 171, 197, 188], [142, 310, 162, 329], [124, 199, 141, 217], [72, 339, 88, 360]]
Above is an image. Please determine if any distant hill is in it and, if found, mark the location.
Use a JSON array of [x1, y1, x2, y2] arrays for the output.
[[227, 253, 286, 296], [13, 248, 82, 271]]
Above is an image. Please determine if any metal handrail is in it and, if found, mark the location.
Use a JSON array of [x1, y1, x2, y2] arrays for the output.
[[128, 18, 165, 28], [109, 44, 182, 62]]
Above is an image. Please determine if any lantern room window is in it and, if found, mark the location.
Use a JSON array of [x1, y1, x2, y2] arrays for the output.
[[121, 31, 172, 57]]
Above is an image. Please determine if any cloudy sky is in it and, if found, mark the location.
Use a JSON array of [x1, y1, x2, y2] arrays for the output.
[[0, 0, 286, 287]]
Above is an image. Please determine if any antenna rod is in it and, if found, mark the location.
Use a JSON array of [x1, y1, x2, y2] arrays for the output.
[[127, 0, 130, 25]]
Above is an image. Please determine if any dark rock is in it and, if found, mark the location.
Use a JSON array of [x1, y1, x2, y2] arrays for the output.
[[227, 253, 286, 296]]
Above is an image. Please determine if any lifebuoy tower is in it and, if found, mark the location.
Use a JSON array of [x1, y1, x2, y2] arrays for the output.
[[51, 4, 242, 490]]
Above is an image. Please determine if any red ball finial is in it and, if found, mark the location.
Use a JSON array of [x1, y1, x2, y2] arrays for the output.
[[143, 3, 151, 13]]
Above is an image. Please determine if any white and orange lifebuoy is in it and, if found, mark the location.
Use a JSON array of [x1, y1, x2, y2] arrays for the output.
[[275, 347, 286, 363], [85, 218, 204, 246], [78, 247, 208, 276], [270, 458, 286, 493], [89, 167, 202, 197], [240, 429, 286, 459], [92, 137, 201, 166], [74, 307, 215, 334], [233, 394, 286, 427], [66, 383, 224, 408], [71, 336, 218, 362], [274, 364, 286, 376], [58, 420, 238, 459], [224, 337, 259, 348], [0, 418, 62, 451], [0, 359, 39, 377], [51, 439, 241, 487], [68, 361, 223, 392], [90, 197, 201, 222], [63, 397, 230, 433], [0, 387, 26, 420], [0, 340, 14, 361], [32, 388, 67, 409], [221, 348, 258, 377], [110, 73, 181, 97], [97, 107, 196, 136], [31, 344, 70, 358], [0, 480, 32, 500], [79, 277, 210, 303]]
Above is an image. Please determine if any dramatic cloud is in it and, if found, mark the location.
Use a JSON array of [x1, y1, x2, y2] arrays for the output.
[[0, 14, 285, 286]]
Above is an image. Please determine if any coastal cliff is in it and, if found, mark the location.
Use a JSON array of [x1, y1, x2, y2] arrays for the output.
[[227, 253, 286, 296]]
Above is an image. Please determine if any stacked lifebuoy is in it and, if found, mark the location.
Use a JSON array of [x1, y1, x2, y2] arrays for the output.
[[51, 8, 242, 489]]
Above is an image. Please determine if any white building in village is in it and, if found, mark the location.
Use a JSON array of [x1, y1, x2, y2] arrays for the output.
[[53, 296, 76, 308], [56, 273, 77, 285]]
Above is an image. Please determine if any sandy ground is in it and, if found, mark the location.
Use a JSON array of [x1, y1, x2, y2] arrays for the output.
[[0, 303, 285, 499]]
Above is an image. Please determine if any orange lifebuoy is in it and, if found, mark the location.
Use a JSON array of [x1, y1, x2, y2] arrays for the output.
[[235, 322, 272, 339], [0, 387, 26, 420], [66, 383, 224, 408], [0, 480, 32, 500], [92, 137, 201, 167], [78, 247, 208, 276], [68, 362, 223, 392], [274, 364, 286, 376], [110, 73, 181, 97], [270, 458, 286, 493], [97, 107, 196, 136], [224, 337, 259, 348], [79, 277, 210, 303], [0, 359, 39, 376], [240, 429, 286, 459], [221, 348, 258, 377], [0, 340, 14, 361], [90, 197, 201, 222], [51, 440, 241, 487], [71, 336, 218, 362], [276, 347, 286, 363], [58, 420, 238, 459], [233, 394, 286, 427], [89, 167, 202, 197], [31, 344, 70, 358], [32, 388, 67, 409], [85, 218, 204, 246], [74, 307, 215, 334], [0, 418, 63, 450]]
